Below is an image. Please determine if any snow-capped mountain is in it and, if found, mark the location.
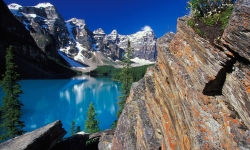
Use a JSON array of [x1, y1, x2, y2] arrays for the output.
[[8, 3, 69, 58], [8, 2, 157, 71], [105, 26, 157, 61], [0, 1, 76, 78]]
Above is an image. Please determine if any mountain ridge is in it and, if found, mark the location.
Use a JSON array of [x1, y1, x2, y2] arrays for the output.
[[7, 2, 157, 71]]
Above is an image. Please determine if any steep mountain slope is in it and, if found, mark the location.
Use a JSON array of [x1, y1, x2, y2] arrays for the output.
[[111, 0, 250, 149], [8, 3, 69, 58], [0, 0, 76, 79]]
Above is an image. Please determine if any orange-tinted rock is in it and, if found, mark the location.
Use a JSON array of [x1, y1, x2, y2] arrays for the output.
[[111, 1, 250, 149]]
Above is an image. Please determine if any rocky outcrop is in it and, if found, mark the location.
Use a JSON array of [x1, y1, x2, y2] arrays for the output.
[[112, 79, 162, 150], [0, 120, 66, 150], [98, 130, 115, 150], [221, 0, 250, 62], [111, 1, 250, 149]]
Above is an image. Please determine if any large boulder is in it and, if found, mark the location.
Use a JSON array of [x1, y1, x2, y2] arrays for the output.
[[0, 120, 66, 150]]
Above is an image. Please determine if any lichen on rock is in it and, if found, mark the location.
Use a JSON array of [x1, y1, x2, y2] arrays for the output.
[[111, 0, 250, 149]]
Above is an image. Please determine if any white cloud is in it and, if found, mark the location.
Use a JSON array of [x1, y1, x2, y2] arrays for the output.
[[141, 25, 153, 32]]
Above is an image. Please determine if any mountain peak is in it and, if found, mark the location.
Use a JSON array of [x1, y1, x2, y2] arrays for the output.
[[8, 3, 22, 10], [35, 3, 54, 8], [93, 28, 105, 34], [111, 29, 118, 35], [67, 18, 85, 24]]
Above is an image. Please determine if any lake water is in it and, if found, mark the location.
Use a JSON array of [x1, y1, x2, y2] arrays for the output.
[[0, 75, 121, 137]]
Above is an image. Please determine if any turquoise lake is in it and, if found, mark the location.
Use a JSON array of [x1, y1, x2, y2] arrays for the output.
[[0, 76, 121, 137]]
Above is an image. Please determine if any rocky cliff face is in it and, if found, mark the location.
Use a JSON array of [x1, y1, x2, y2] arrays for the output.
[[92, 28, 123, 60], [105, 27, 157, 61], [0, 0, 47, 78], [0, 1, 76, 79], [111, 0, 250, 149], [8, 3, 69, 58]]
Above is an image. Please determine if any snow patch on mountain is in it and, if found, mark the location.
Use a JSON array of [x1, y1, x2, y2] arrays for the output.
[[111, 29, 118, 35], [8, 3, 22, 10], [35, 3, 53, 8], [93, 28, 105, 34], [8, 3, 22, 16], [58, 50, 86, 69], [28, 14, 37, 18], [74, 50, 85, 63], [131, 57, 155, 66], [76, 42, 86, 51]]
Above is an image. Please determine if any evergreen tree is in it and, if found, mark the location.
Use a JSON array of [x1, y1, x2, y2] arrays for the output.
[[116, 40, 133, 118], [70, 120, 75, 135], [0, 46, 25, 140], [84, 102, 100, 134], [76, 126, 81, 133]]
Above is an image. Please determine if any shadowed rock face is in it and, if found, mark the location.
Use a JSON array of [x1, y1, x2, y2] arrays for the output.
[[222, 0, 250, 62], [0, 1, 76, 79], [0, 120, 66, 150], [0, 0, 48, 78], [111, 1, 250, 149], [16, 4, 69, 58]]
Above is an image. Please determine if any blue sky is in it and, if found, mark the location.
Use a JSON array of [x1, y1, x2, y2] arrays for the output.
[[4, 0, 189, 37]]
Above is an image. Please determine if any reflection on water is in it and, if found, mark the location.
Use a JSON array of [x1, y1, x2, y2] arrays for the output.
[[0, 75, 121, 137]]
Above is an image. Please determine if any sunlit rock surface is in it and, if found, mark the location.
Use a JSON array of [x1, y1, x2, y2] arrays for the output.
[[111, 1, 250, 149], [0, 120, 66, 150]]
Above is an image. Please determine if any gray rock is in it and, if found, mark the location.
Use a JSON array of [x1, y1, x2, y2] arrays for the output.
[[0, 120, 66, 150], [98, 130, 115, 150], [222, 0, 250, 61]]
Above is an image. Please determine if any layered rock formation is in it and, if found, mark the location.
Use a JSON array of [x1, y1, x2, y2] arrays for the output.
[[111, 0, 250, 149], [0, 120, 66, 150]]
